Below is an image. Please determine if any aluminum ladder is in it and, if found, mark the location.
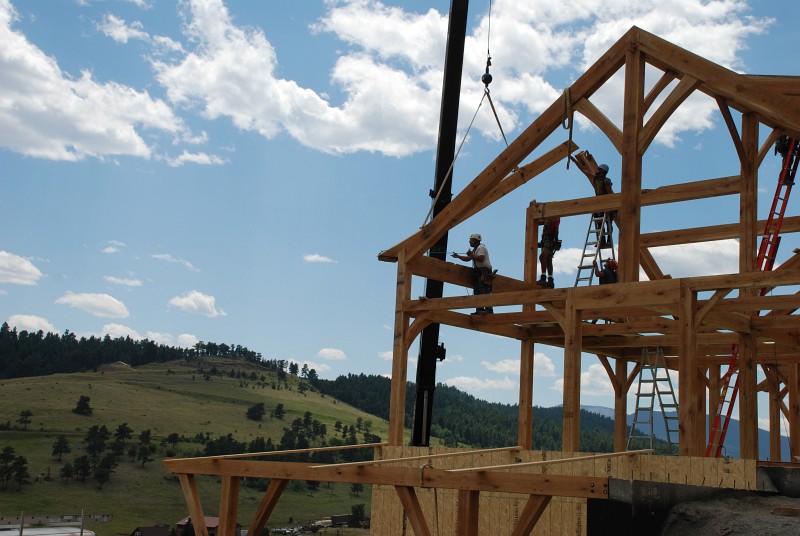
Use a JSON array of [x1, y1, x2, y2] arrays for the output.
[[627, 347, 680, 454], [574, 211, 616, 287]]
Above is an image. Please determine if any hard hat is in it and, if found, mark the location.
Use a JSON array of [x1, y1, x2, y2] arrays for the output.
[[470, 233, 482, 241], [598, 164, 609, 174], [605, 259, 618, 269]]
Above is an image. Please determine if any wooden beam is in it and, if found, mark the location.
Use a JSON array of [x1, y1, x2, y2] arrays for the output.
[[510, 495, 552, 536], [519, 205, 538, 450], [562, 290, 582, 451], [643, 70, 678, 113], [248, 479, 288, 536], [389, 251, 411, 445], [639, 75, 701, 153], [637, 28, 800, 138], [640, 247, 669, 280], [178, 474, 209, 536], [716, 98, 745, 161], [790, 364, 800, 459], [574, 98, 622, 153], [678, 281, 701, 456], [395, 486, 432, 536], [615, 358, 629, 451], [456, 489, 480, 536], [739, 333, 759, 459], [449, 449, 651, 473], [218, 476, 240, 536], [641, 216, 800, 248]]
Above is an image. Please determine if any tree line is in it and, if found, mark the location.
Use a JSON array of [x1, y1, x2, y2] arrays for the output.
[[0, 322, 285, 380]]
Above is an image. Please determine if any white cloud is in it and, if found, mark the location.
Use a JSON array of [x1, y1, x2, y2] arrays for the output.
[[166, 150, 227, 167], [303, 254, 337, 264], [442, 375, 517, 391], [104, 275, 143, 287], [378, 350, 393, 361], [147, 0, 769, 156], [177, 333, 199, 348], [552, 363, 615, 397], [167, 290, 226, 317], [482, 352, 555, 377], [0, 1, 770, 162], [56, 291, 129, 318], [0, 2, 184, 161], [317, 347, 347, 360], [301, 360, 331, 373], [650, 240, 739, 278], [7, 314, 56, 333], [103, 322, 141, 339], [146, 330, 174, 345], [102, 240, 127, 254], [0, 251, 43, 285], [151, 253, 198, 272], [98, 14, 149, 44]]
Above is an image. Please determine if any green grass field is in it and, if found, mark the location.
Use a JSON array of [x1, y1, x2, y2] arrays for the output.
[[0, 359, 385, 535]]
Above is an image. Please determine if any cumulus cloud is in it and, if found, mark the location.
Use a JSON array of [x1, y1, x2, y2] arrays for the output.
[[56, 291, 129, 318], [167, 290, 226, 317], [303, 254, 337, 264], [177, 333, 199, 348], [104, 275, 143, 287], [0, 0, 771, 161], [301, 360, 331, 373], [151, 253, 198, 272], [98, 14, 149, 44], [650, 240, 739, 278], [553, 363, 615, 397], [442, 375, 517, 391], [102, 322, 141, 339], [378, 350, 393, 361], [0, 1, 184, 161], [0, 251, 43, 285], [7, 314, 56, 333], [317, 347, 346, 360], [143, 0, 768, 158], [482, 352, 556, 377]]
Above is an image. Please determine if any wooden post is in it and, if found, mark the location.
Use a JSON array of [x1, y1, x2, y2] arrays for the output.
[[389, 250, 411, 446], [789, 363, 800, 460], [614, 358, 628, 451], [518, 203, 539, 449], [707, 364, 721, 442], [218, 476, 240, 536], [739, 112, 759, 460], [456, 489, 480, 536], [765, 367, 782, 461], [562, 289, 582, 452], [618, 35, 645, 283], [177, 474, 209, 536], [678, 281, 701, 456]]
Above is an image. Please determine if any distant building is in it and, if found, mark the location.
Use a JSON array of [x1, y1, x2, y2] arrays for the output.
[[0, 529, 96, 536], [130, 525, 170, 536], [175, 517, 241, 536]]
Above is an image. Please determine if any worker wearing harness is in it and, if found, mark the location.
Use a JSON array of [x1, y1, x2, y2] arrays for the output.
[[538, 216, 561, 288], [451, 233, 495, 314]]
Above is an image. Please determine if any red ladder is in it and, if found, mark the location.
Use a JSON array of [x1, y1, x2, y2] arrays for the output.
[[705, 136, 798, 458]]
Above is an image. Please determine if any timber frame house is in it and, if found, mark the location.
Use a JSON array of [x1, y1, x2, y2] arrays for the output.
[[165, 27, 800, 535]]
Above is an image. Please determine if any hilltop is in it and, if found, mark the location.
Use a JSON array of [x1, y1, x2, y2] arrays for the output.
[[0, 358, 386, 535]]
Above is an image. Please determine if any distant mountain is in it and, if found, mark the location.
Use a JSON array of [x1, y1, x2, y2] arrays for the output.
[[583, 405, 791, 461]]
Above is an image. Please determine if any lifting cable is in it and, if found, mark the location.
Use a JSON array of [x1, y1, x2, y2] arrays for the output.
[[422, 0, 513, 227]]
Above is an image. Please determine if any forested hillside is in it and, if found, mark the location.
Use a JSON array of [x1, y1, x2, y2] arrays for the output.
[[1, 323, 665, 454], [317, 373, 621, 452]]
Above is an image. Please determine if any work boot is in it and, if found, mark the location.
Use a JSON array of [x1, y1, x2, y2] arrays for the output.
[[547, 277, 555, 289], [538, 275, 547, 287]]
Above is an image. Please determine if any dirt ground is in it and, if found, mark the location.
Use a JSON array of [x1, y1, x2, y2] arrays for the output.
[[660, 492, 800, 535]]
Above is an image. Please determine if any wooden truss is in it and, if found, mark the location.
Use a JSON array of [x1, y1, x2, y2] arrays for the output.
[[378, 26, 800, 460], [164, 26, 800, 536]]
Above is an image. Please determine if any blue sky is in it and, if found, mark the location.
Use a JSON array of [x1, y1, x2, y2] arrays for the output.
[[1, 0, 799, 429]]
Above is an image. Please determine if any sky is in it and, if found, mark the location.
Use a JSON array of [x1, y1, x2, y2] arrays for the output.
[[1, 0, 799, 432]]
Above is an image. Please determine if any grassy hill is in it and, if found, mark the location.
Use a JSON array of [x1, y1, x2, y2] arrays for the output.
[[0, 358, 388, 535]]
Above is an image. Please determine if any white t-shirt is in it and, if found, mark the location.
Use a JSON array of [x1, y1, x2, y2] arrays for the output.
[[472, 244, 491, 269]]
